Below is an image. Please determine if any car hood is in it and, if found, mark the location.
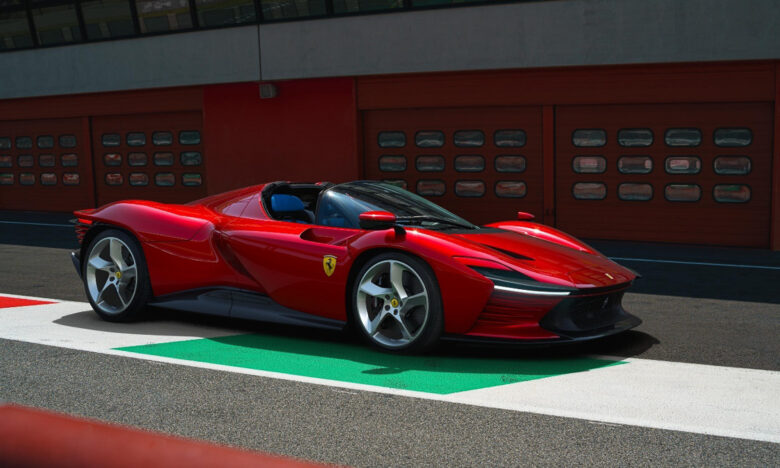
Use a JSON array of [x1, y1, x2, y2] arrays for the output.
[[450, 229, 635, 289]]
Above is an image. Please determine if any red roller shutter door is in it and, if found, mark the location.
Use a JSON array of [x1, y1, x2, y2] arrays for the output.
[[555, 103, 773, 247], [91, 112, 206, 206], [363, 107, 543, 225], [0, 118, 94, 212]]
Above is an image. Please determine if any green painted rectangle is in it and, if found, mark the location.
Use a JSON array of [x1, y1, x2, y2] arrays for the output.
[[117, 334, 623, 394]]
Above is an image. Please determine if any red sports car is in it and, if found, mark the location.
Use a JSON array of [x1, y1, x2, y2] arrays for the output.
[[71, 181, 640, 352]]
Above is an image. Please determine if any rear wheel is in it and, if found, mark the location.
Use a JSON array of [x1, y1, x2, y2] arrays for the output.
[[352, 252, 443, 353], [83, 229, 151, 322]]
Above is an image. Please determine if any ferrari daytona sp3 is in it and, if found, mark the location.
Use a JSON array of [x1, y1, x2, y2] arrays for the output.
[[71, 180, 641, 352]]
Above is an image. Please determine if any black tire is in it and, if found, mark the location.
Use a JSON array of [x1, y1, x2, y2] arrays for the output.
[[351, 251, 443, 353], [82, 229, 152, 322]]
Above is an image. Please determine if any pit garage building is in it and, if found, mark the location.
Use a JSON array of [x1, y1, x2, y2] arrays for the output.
[[1, 0, 779, 249]]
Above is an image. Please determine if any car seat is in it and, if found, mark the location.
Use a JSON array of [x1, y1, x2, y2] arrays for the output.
[[270, 194, 314, 224]]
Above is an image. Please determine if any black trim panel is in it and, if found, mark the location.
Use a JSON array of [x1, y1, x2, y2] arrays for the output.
[[148, 287, 345, 331]]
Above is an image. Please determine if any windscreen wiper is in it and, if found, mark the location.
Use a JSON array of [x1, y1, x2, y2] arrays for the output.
[[395, 215, 476, 230]]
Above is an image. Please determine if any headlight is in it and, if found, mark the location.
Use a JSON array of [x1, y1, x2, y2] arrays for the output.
[[469, 266, 575, 297]]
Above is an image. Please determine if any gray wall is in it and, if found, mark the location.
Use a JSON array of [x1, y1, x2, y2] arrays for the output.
[[0, 26, 260, 99], [1, 0, 778, 99], [259, 0, 780, 80]]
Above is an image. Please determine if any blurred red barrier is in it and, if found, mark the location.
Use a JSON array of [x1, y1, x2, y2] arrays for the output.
[[0, 405, 329, 468]]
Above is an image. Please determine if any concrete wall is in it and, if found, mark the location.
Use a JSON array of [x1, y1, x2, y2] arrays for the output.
[[259, 0, 780, 80], [1, 0, 778, 99], [0, 26, 260, 99]]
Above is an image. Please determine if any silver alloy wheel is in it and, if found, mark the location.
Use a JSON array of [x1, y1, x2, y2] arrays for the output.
[[85, 236, 138, 315], [356, 259, 429, 348]]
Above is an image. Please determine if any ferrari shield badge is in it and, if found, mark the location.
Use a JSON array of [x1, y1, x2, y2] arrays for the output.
[[323, 255, 337, 277]]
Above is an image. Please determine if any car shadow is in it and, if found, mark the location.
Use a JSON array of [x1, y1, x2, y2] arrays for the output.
[[52, 308, 255, 338], [57, 306, 659, 380], [189, 329, 659, 380]]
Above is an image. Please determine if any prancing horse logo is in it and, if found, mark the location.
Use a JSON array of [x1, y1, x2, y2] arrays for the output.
[[323, 255, 337, 277]]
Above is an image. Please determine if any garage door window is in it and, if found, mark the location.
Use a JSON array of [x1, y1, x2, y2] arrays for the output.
[[455, 155, 485, 172], [572, 129, 606, 147], [181, 152, 202, 166], [415, 131, 444, 148], [572, 156, 606, 174], [15, 137, 32, 149], [664, 128, 701, 147], [713, 156, 751, 175], [37, 135, 54, 148], [714, 128, 752, 147], [415, 155, 445, 172], [128, 152, 147, 166], [618, 155, 653, 174], [0, 138, 10, 150], [664, 184, 701, 202], [40, 173, 57, 185], [129, 173, 149, 186], [105, 173, 123, 185], [61, 154, 78, 167], [182, 173, 202, 186], [495, 181, 527, 198], [102, 134, 120, 147], [17, 155, 33, 167], [153, 152, 174, 166], [495, 155, 526, 173], [59, 135, 77, 148], [665, 156, 701, 174], [713, 184, 751, 203], [0, 156, 11, 168], [152, 132, 173, 146], [572, 182, 606, 200], [179, 130, 201, 145], [155, 172, 175, 186], [618, 183, 653, 201], [379, 155, 406, 172], [494, 130, 526, 147], [63, 173, 80, 185], [19, 173, 34, 185], [416, 180, 445, 196], [378, 131, 406, 148], [618, 128, 653, 147], [454, 130, 484, 148], [455, 180, 485, 197], [104, 153, 122, 166], [126, 132, 146, 146], [39, 154, 55, 167], [0, 173, 13, 185]]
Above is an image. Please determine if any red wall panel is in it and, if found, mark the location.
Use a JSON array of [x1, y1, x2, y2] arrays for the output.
[[358, 61, 776, 110], [203, 79, 360, 194]]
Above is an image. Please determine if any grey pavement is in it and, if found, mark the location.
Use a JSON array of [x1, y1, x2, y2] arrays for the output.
[[0, 213, 778, 466]]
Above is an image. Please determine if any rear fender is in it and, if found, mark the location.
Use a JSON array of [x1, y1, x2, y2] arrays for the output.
[[75, 201, 211, 243]]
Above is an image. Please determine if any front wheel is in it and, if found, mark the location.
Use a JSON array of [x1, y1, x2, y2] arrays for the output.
[[83, 229, 151, 322], [352, 252, 443, 353]]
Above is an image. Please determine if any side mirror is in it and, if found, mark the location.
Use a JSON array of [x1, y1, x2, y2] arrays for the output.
[[359, 211, 397, 230], [517, 211, 535, 221]]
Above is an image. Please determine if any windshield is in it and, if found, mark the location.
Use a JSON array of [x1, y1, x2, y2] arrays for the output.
[[315, 181, 478, 230]]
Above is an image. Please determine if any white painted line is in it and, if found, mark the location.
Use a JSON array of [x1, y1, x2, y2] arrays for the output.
[[0, 220, 73, 228], [0, 295, 778, 444], [450, 357, 780, 444], [609, 256, 780, 271]]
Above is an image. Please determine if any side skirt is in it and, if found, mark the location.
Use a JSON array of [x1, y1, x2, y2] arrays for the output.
[[148, 288, 345, 331]]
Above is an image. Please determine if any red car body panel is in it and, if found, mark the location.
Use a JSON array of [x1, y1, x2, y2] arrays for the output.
[[74, 182, 639, 342]]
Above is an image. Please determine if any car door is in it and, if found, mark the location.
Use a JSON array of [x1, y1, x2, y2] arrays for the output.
[[223, 216, 362, 322]]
